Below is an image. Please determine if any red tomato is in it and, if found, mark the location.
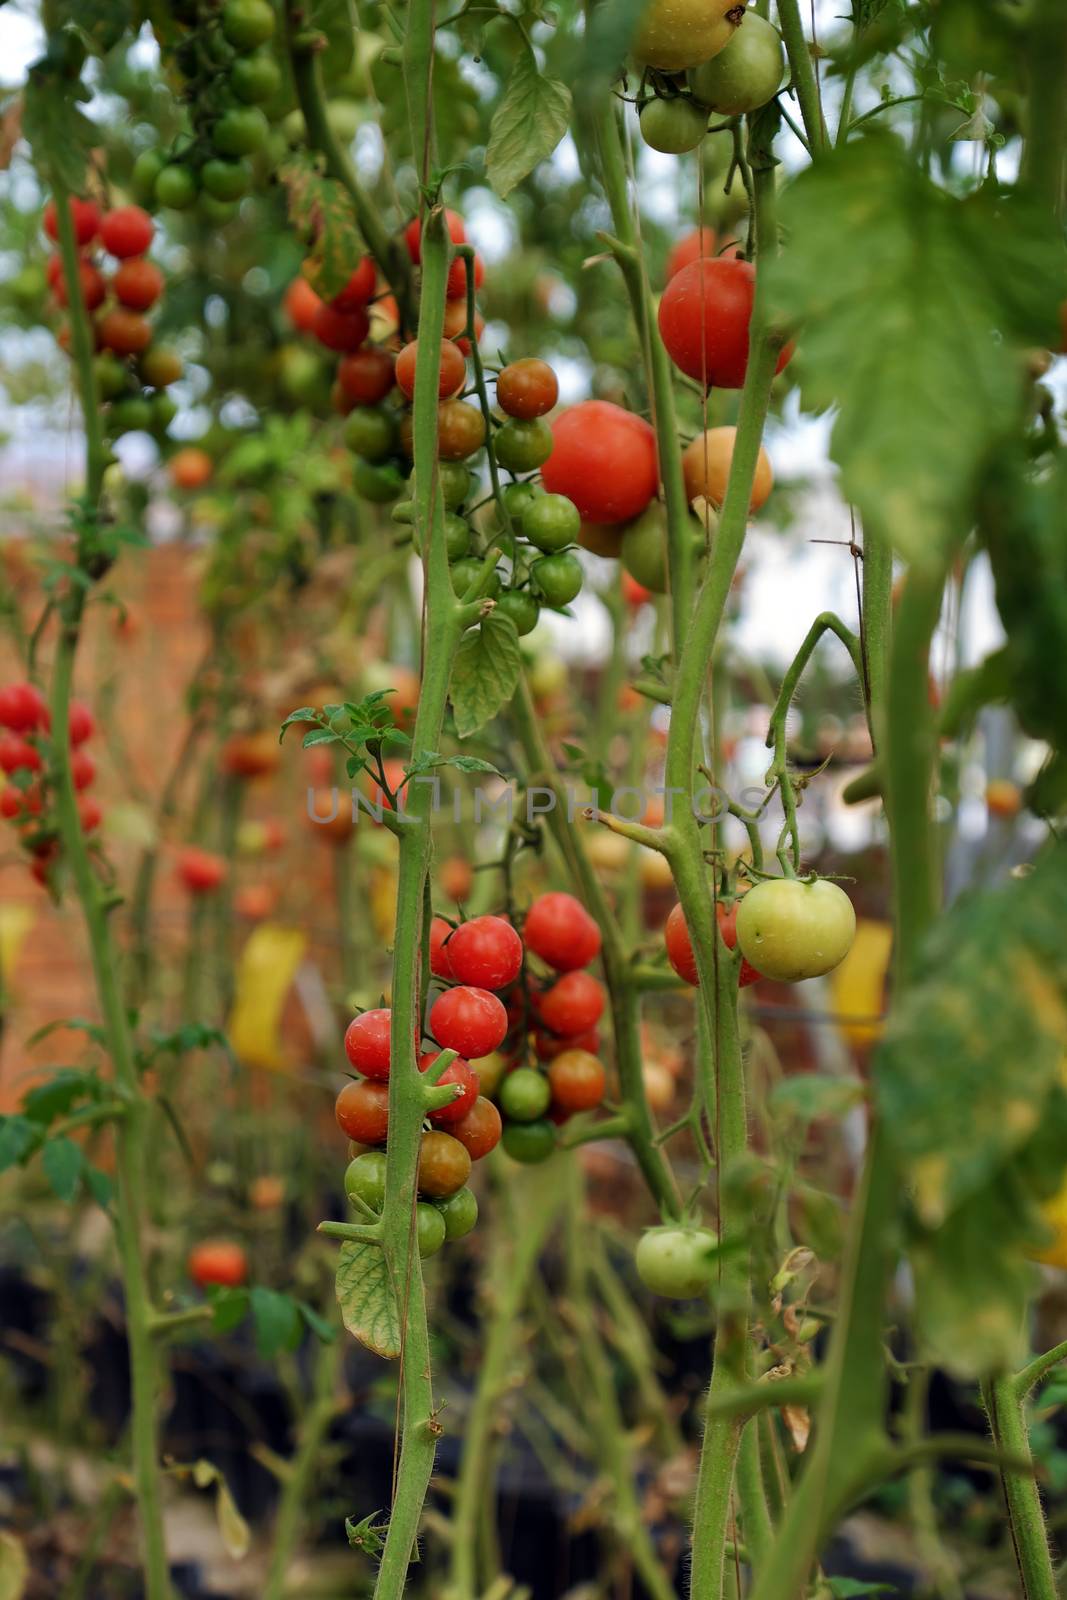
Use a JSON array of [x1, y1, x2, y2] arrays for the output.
[[70, 749, 95, 790], [395, 338, 467, 400], [622, 571, 652, 608], [221, 731, 279, 779], [664, 899, 761, 987], [98, 308, 152, 356], [523, 892, 601, 972], [446, 250, 485, 299], [187, 1239, 248, 1288], [68, 701, 94, 745], [332, 256, 377, 309], [338, 346, 395, 404], [313, 303, 371, 353], [534, 1026, 600, 1060], [234, 883, 277, 920], [496, 359, 558, 419], [717, 899, 762, 987], [0, 735, 41, 775], [541, 401, 658, 525], [429, 985, 508, 1059], [53, 258, 106, 312], [404, 208, 466, 264], [78, 795, 103, 833], [113, 258, 165, 311], [335, 1077, 389, 1143], [100, 205, 155, 259], [169, 447, 213, 490], [536, 971, 605, 1037], [284, 275, 323, 332], [664, 226, 736, 282], [449, 1094, 502, 1160], [658, 257, 793, 389], [0, 682, 48, 732], [44, 197, 100, 247], [548, 1048, 606, 1112], [177, 846, 227, 893], [419, 1051, 480, 1124], [430, 916, 455, 979], [345, 1008, 392, 1079], [444, 916, 523, 990]]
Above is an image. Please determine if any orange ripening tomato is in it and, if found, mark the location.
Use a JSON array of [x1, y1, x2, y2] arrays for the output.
[[682, 427, 773, 513]]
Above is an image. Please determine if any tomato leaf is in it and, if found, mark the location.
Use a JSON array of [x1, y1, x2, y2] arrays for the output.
[[486, 44, 572, 200], [22, 68, 95, 197], [767, 136, 1063, 564], [876, 842, 1067, 1372], [336, 1239, 401, 1359], [41, 1136, 84, 1203], [278, 153, 363, 300], [450, 611, 522, 739], [0, 1116, 37, 1174], [250, 1287, 304, 1357]]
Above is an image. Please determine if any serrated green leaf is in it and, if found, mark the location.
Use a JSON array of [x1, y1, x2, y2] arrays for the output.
[[42, 1136, 84, 1202], [22, 71, 96, 196], [298, 1301, 337, 1344], [250, 1287, 303, 1357], [450, 612, 522, 739], [21, 1069, 98, 1126], [303, 728, 339, 748], [771, 1074, 866, 1127], [0, 1117, 38, 1173], [487, 44, 571, 200], [336, 1240, 400, 1359], [766, 136, 1063, 563], [56, 0, 132, 52], [279, 154, 363, 300], [84, 1165, 112, 1209]]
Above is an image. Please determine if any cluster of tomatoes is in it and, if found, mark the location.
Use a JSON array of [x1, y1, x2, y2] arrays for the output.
[[0, 681, 100, 886], [43, 197, 182, 442], [637, 10, 786, 154], [664, 877, 857, 988], [137, 0, 281, 219]]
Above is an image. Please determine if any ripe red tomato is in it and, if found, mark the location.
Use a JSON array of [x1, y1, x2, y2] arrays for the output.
[[44, 196, 100, 247], [70, 749, 95, 790], [312, 302, 370, 353], [665, 900, 762, 987], [665, 226, 738, 282], [0, 683, 48, 732], [169, 447, 213, 490], [284, 275, 322, 333], [541, 401, 658, 525], [444, 916, 523, 990], [177, 846, 227, 893], [523, 892, 601, 972], [68, 701, 94, 745], [496, 358, 559, 419], [187, 1239, 248, 1288], [100, 205, 154, 258], [345, 1008, 392, 1079], [1, 783, 40, 819], [338, 346, 396, 404], [419, 1051, 480, 1125], [658, 257, 793, 389], [430, 916, 455, 978], [548, 1048, 606, 1114], [332, 256, 377, 309], [113, 258, 165, 311], [446, 250, 485, 299], [716, 899, 762, 986], [418, 1129, 472, 1197], [53, 258, 106, 312], [335, 1077, 390, 1143], [234, 883, 277, 920], [449, 1095, 502, 1160], [442, 297, 485, 351], [78, 795, 103, 833], [429, 985, 508, 1059], [395, 338, 467, 401], [0, 735, 41, 775], [221, 731, 279, 779], [99, 308, 152, 356], [404, 208, 466, 264], [537, 971, 605, 1037], [534, 1025, 600, 1060]]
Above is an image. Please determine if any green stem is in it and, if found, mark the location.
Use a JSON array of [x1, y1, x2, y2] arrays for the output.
[[1022, 0, 1067, 223], [50, 138, 170, 1600], [775, 0, 827, 153], [264, 1326, 343, 1600], [1016, 1340, 1067, 1400], [860, 517, 893, 745], [982, 1376, 1056, 1600], [589, 101, 695, 643], [510, 675, 681, 1218]]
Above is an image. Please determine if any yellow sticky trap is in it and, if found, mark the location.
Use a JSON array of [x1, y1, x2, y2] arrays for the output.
[[0, 904, 34, 987], [227, 924, 307, 1070], [828, 918, 892, 1047]]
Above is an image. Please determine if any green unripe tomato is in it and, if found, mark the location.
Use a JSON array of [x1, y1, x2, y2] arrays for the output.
[[503, 480, 539, 519], [621, 506, 669, 593], [532, 551, 583, 607], [522, 492, 580, 553], [495, 590, 540, 636], [734, 877, 856, 982], [416, 1201, 447, 1257], [344, 405, 397, 462], [94, 354, 128, 402], [635, 1226, 718, 1298], [412, 513, 472, 562], [345, 1150, 387, 1212], [499, 1066, 552, 1123], [441, 461, 472, 509], [501, 1118, 555, 1164], [230, 48, 283, 103], [155, 164, 198, 210], [150, 392, 178, 432], [201, 157, 251, 201], [140, 346, 184, 388], [131, 148, 166, 206], [213, 105, 270, 157], [450, 558, 500, 599], [222, 0, 276, 50], [353, 457, 405, 503], [109, 395, 154, 435], [199, 194, 239, 226], [435, 1186, 478, 1241], [495, 417, 553, 474], [391, 500, 415, 525], [688, 11, 785, 116], [639, 96, 707, 154]]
